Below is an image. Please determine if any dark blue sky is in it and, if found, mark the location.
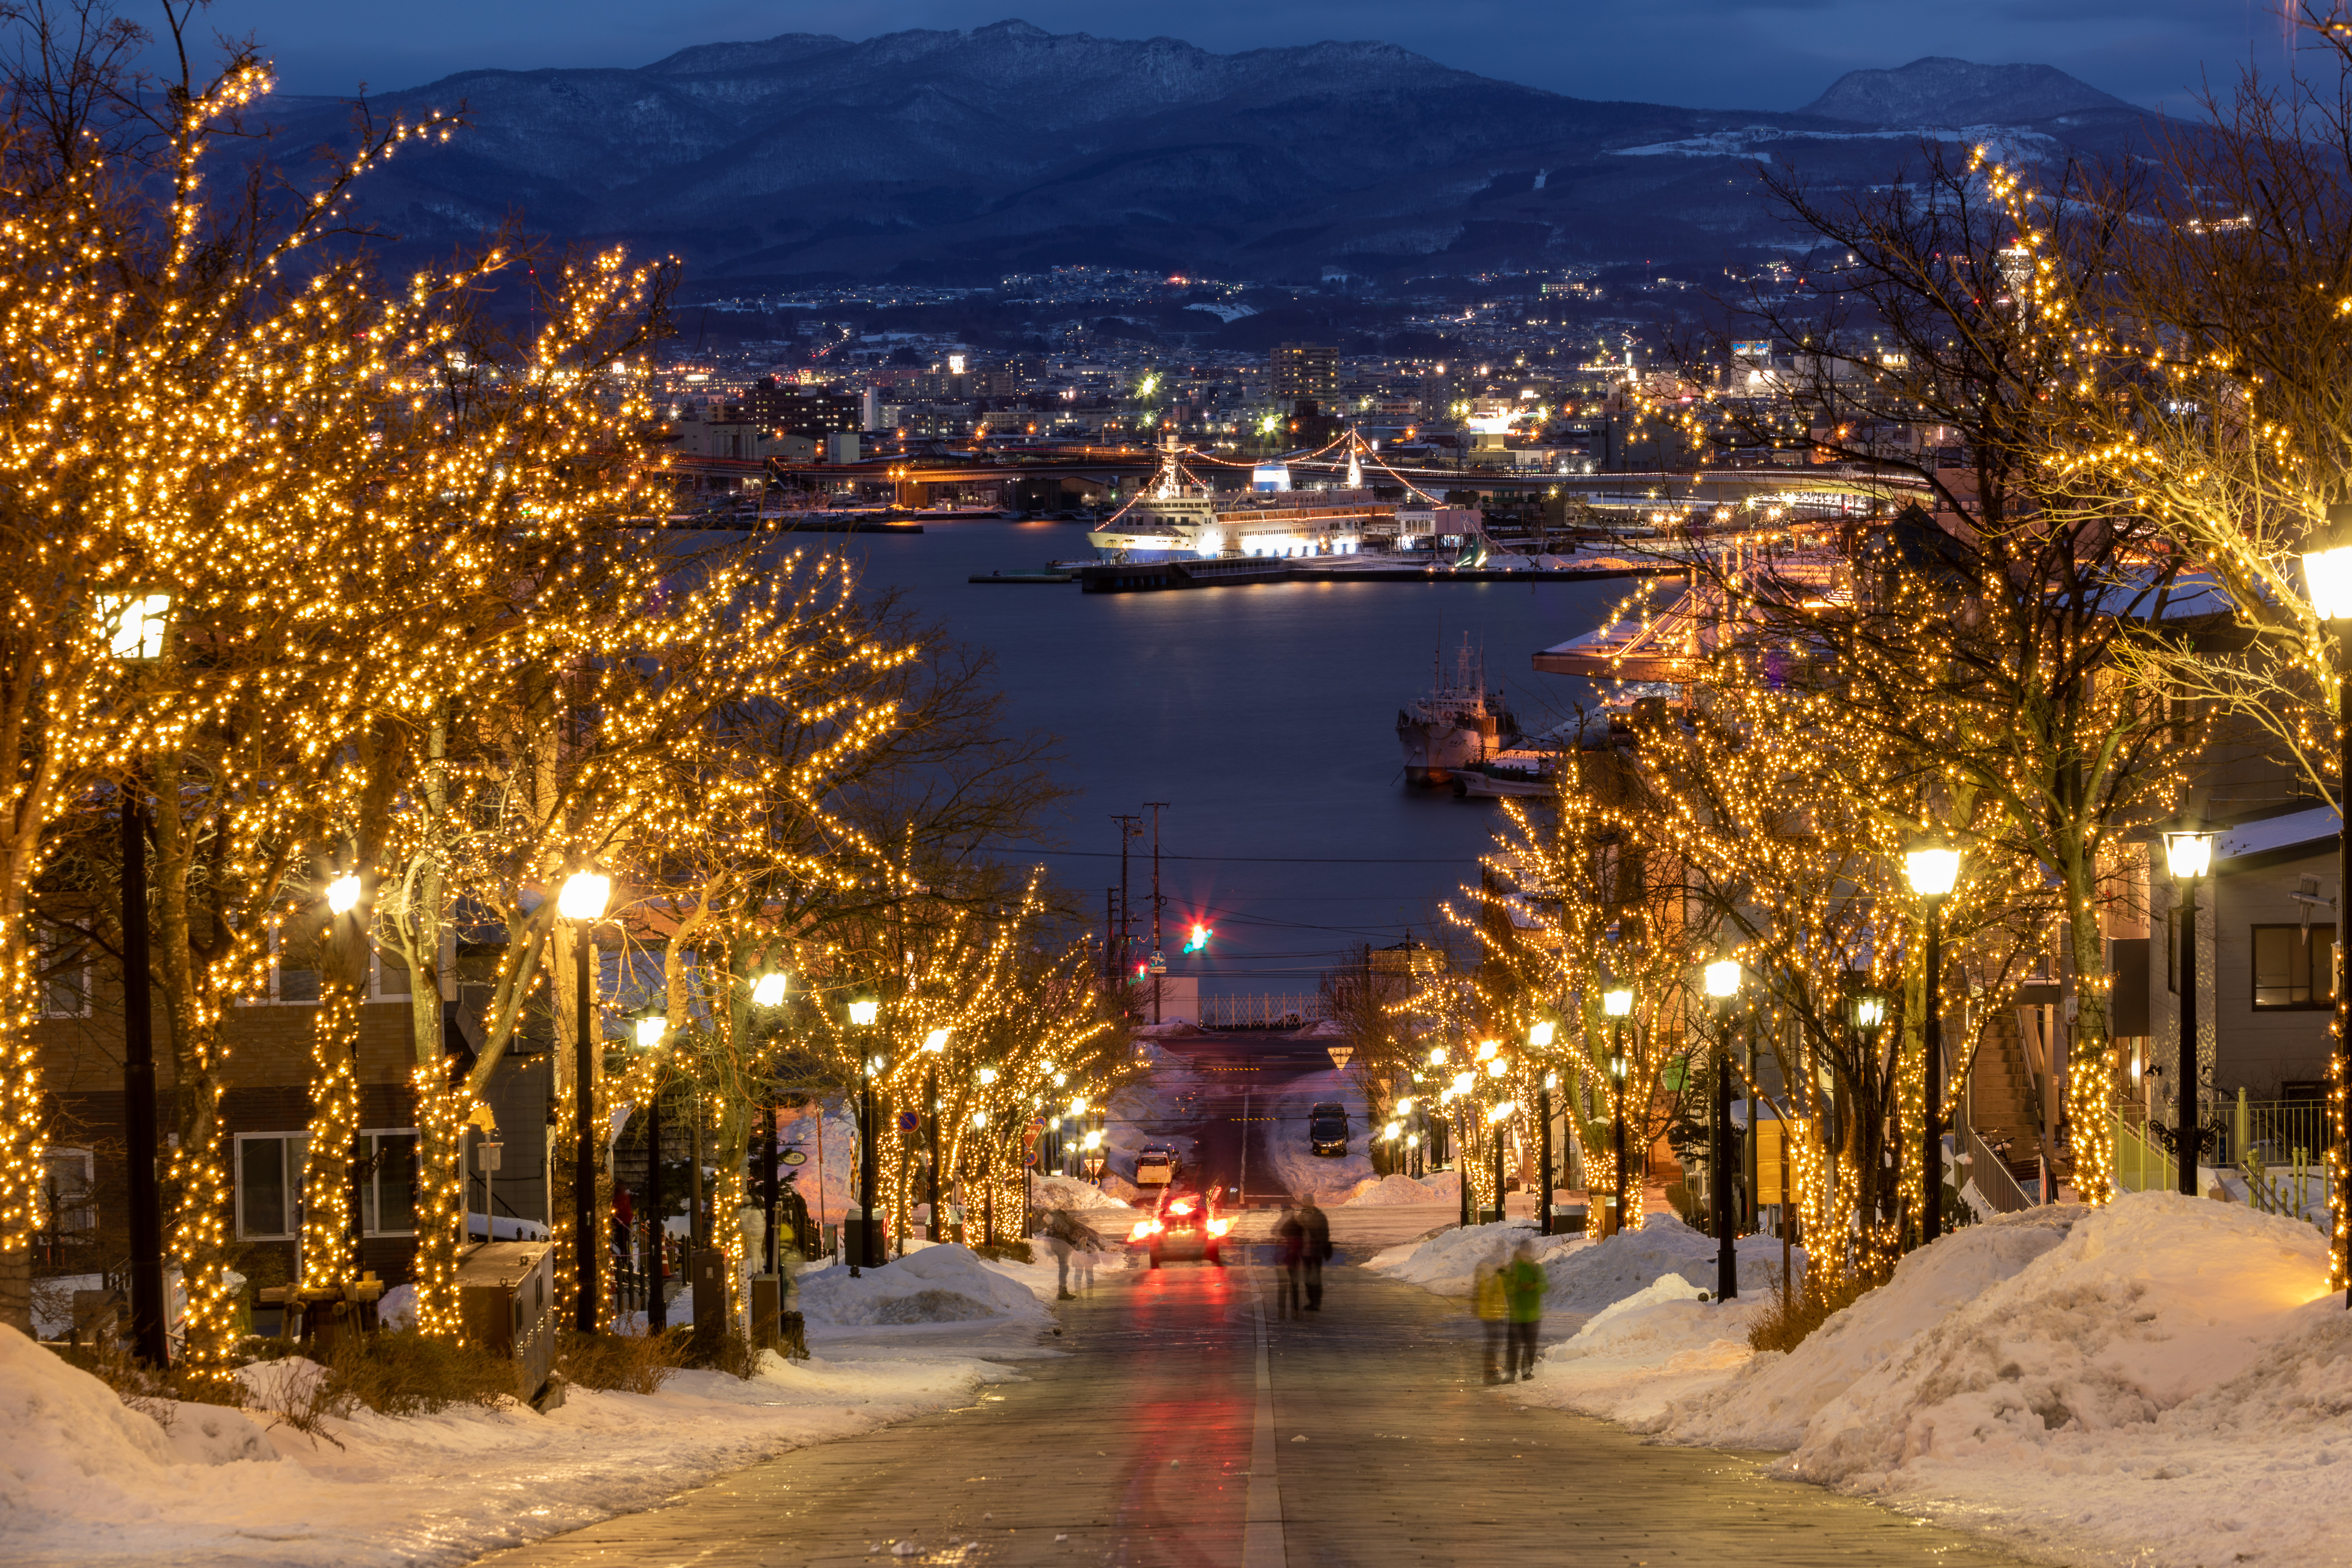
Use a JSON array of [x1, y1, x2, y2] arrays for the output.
[[195, 0, 2290, 116]]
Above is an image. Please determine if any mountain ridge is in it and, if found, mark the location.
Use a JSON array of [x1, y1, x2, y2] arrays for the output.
[[264, 22, 2156, 284]]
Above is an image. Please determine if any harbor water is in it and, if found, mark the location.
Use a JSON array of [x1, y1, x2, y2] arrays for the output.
[[845, 519, 1627, 995]]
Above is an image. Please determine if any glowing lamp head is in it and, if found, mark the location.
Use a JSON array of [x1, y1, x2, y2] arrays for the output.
[[1903, 842, 1962, 898], [98, 592, 171, 660], [1602, 987, 1633, 1018], [977, 1066, 999, 1085], [1853, 993, 1886, 1031], [751, 971, 788, 1007], [1488, 1100, 1515, 1124], [1544, 1071, 1558, 1090], [2162, 826, 2214, 880], [921, 1027, 951, 1054], [2304, 505, 2352, 621], [325, 875, 362, 915], [1486, 1058, 1508, 1079], [1083, 1130, 1103, 1150], [847, 996, 880, 1027], [1450, 1071, 1475, 1095], [971, 1109, 988, 1128], [1528, 1021, 1555, 1048], [1406, 1132, 1420, 1147], [1428, 1046, 1449, 1067], [1475, 1040, 1500, 1061], [556, 870, 610, 921], [1395, 1097, 1413, 1115], [1704, 959, 1741, 999], [635, 1014, 667, 1049]]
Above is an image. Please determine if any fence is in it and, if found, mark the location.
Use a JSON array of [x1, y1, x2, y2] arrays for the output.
[[1959, 1121, 2036, 1213], [1199, 993, 1330, 1029], [2110, 1106, 2179, 1195], [2212, 1097, 2330, 1170]]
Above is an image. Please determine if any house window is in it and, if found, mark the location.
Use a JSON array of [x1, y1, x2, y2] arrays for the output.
[[40, 1147, 95, 1256], [359, 1130, 419, 1237], [372, 944, 412, 1001], [2253, 925, 2338, 1010], [236, 1132, 309, 1239], [38, 934, 89, 1017]]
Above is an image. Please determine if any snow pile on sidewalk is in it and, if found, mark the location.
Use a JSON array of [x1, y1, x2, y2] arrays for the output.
[[1532, 1275, 1764, 1424], [1334, 1174, 1447, 1206], [1521, 1194, 2352, 1568], [796, 1244, 1050, 1328], [1030, 1176, 1130, 1212], [1540, 1213, 1793, 1314], [0, 1322, 1015, 1568], [1414, 1170, 1460, 1203], [1365, 1219, 1582, 1295]]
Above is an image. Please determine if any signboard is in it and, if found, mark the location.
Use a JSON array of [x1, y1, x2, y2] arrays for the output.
[[1023, 1120, 1043, 1168], [1326, 1045, 1354, 1070], [1754, 1120, 1783, 1206], [780, 1149, 808, 1167], [898, 1110, 920, 1133]]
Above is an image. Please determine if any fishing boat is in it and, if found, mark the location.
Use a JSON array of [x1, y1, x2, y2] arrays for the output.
[[1397, 636, 1517, 785]]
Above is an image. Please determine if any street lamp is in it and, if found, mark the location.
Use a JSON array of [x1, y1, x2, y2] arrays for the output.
[[846, 993, 880, 1274], [556, 869, 611, 1333], [921, 1027, 950, 1238], [1530, 1021, 1558, 1234], [99, 590, 170, 1367], [2304, 511, 2352, 1303], [747, 975, 787, 1280], [1903, 838, 1960, 1247], [751, 971, 789, 1008], [2163, 824, 2214, 1200], [1703, 957, 1741, 1300], [1604, 986, 1634, 1239]]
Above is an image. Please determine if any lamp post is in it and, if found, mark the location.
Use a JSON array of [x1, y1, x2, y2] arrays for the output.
[[633, 1014, 668, 1323], [847, 994, 880, 1274], [1479, 1040, 1508, 1223], [2161, 825, 2214, 1199], [921, 1027, 950, 1239], [556, 869, 612, 1334], [1903, 840, 1961, 1247], [749, 972, 786, 1278], [2302, 507, 2352, 1302], [1703, 957, 1741, 1300], [326, 875, 366, 1268], [1531, 1020, 1557, 1236], [1604, 987, 1634, 1239], [102, 591, 170, 1367], [1432, 1045, 1466, 1227]]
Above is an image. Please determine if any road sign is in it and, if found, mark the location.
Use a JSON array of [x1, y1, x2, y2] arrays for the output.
[[898, 1110, 920, 1132], [1327, 1045, 1355, 1069]]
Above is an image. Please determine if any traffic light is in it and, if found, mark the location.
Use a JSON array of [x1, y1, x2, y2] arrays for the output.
[[1183, 922, 1211, 954]]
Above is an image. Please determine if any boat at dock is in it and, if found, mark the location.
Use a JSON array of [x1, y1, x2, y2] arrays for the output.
[[1450, 747, 1557, 798], [1398, 637, 1517, 785]]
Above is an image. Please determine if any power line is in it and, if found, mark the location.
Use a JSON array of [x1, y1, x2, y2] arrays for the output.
[[980, 846, 1474, 866]]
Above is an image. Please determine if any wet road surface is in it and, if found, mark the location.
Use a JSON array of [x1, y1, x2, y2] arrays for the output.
[[478, 1259, 2034, 1568]]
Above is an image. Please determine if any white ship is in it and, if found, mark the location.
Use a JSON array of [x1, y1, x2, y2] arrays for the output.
[[1088, 432, 1401, 562], [1398, 637, 1518, 785]]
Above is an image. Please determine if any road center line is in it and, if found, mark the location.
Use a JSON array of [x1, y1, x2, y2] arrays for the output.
[[1243, 1267, 1285, 1568]]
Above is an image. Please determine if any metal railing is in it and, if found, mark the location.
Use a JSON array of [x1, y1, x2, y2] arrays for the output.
[[1959, 1122, 2036, 1213], [2213, 1098, 2331, 1170], [1199, 993, 1330, 1029], [2111, 1107, 2179, 1195]]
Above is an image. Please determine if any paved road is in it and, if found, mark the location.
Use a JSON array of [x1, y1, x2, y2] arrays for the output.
[[480, 1260, 2032, 1568], [1147, 1030, 1345, 1206]]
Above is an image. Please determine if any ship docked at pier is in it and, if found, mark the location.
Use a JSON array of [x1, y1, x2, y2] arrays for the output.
[[1398, 637, 1518, 785], [1088, 432, 1476, 563]]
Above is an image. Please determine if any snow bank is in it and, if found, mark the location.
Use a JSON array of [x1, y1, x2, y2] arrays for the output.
[[1335, 1174, 1447, 1206], [1367, 1211, 1790, 1309], [0, 1321, 1010, 1568], [796, 1244, 1049, 1328], [1518, 1194, 2352, 1568], [1030, 1176, 1130, 1212], [1365, 1219, 1581, 1296]]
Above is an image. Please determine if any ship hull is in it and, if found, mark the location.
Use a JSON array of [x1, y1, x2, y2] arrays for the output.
[[1398, 711, 1502, 785]]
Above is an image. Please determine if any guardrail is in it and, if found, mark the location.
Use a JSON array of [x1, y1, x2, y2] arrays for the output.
[[1199, 993, 1330, 1029]]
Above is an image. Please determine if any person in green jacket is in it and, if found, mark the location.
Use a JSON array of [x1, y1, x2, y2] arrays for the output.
[[1471, 1254, 1509, 1383], [1502, 1240, 1546, 1381]]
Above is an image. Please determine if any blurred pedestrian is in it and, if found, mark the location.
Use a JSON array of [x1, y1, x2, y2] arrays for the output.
[[1275, 1201, 1306, 1317], [1298, 1195, 1332, 1310], [1472, 1252, 1507, 1382], [1045, 1206, 1083, 1300], [1503, 1240, 1546, 1381]]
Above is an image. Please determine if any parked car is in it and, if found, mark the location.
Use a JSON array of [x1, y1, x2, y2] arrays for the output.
[[1309, 1102, 1350, 1157]]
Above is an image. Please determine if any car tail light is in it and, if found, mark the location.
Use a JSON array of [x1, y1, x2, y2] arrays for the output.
[[1169, 1200, 1194, 1216], [1207, 1218, 1231, 1237], [1129, 1220, 1156, 1242]]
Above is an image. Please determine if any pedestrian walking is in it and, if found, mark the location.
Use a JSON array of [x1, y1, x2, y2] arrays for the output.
[[1472, 1252, 1508, 1382], [1275, 1201, 1306, 1317], [1298, 1194, 1333, 1310], [1045, 1207, 1084, 1300], [1503, 1240, 1546, 1381]]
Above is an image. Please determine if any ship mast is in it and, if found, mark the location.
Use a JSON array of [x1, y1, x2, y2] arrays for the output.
[[1151, 427, 1183, 500], [1345, 427, 1363, 490]]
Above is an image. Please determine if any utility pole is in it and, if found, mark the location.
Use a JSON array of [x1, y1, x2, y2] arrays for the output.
[[1146, 802, 1169, 1026], [1112, 814, 1140, 1019]]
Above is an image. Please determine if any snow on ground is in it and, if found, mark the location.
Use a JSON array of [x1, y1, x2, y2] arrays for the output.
[[1332, 1174, 1443, 1206], [796, 1243, 1049, 1327], [1367, 1210, 1792, 1307], [1248, 1064, 1372, 1201], [1029, 1175, 1130, 1213], [0, 1314, 1026, 1568], [1518, 1193, 2352, 1568]]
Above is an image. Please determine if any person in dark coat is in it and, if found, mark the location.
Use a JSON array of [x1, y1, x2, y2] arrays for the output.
[[1297, 1195, 1333, 1310], [1274, 1202, 1306, 1317]]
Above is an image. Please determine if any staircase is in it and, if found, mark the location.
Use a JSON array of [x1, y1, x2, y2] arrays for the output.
[[1967, 1007, 2045, 1188]]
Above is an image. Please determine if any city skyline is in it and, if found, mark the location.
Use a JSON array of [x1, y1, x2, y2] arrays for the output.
[[198, 0, 2275, 118]]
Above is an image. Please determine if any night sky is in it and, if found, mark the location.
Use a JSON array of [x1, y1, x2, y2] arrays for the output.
[[191, 0, 2290, 118]]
